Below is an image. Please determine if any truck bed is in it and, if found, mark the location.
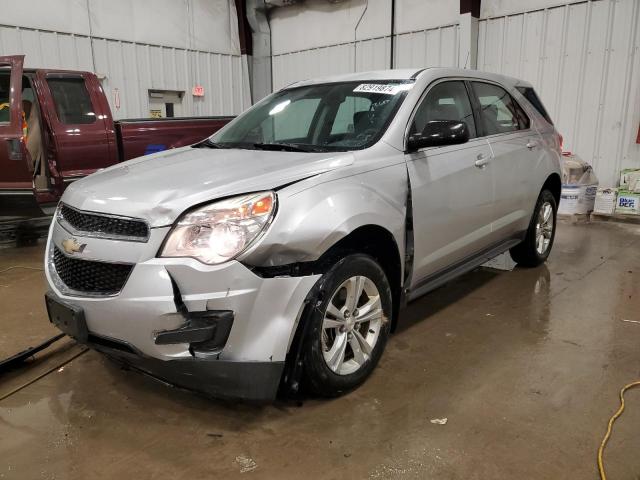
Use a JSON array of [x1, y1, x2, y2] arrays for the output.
[[115, 116, 234, 161]]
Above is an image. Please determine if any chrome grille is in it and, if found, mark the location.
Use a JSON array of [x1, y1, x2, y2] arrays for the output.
[[53, 246, 133, 295], [59, 204, 149, 241]]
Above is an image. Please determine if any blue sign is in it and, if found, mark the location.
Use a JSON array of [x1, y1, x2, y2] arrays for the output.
[[144, 144, 167, 155]]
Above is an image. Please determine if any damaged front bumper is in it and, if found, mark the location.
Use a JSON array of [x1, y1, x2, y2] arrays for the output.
[[45, 224, 320, 402]]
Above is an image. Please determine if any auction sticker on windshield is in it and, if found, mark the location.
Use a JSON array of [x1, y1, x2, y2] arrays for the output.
[[353, 83, 413, 95]]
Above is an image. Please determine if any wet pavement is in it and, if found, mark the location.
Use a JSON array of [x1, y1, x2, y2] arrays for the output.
[[1, 221, 639, 479]]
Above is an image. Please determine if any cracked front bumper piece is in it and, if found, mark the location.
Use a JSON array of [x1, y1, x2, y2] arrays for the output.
[[45, 223, 321, 402], [91, 339, 287, 402]]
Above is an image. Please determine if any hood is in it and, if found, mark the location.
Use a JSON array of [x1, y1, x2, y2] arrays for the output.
[[62, 146, 354, 227]]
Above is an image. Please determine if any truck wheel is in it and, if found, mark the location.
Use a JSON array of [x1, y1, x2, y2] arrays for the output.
[[302, 254, 392, 397], [510, 189, 557, 267]]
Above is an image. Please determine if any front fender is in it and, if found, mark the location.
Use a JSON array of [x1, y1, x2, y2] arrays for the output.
[[239, 162, 408, 268]]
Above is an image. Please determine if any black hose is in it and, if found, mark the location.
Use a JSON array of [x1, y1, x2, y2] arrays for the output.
[[0, 333, 66, 373]]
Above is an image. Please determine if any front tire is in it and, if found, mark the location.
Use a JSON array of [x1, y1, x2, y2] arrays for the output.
[[302, 254, 392, 397], [510, 189, 557, 267]]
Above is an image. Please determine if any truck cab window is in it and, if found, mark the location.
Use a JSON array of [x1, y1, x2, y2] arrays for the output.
[[47, 77, 96, 124], [0, 70, 10, 123]]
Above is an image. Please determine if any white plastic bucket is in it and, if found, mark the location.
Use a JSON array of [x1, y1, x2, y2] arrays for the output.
[[558, 184, 598, 215]]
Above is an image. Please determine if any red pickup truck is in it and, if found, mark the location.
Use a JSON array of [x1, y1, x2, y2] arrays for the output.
[[0, 55, 233, 216]]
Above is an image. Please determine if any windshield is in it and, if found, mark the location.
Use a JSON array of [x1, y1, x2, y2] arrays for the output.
[[208, 81, 414, 152]]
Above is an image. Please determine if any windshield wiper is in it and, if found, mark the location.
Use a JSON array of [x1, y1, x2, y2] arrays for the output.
[[194, 139, 225, 149], [253, 142, 324, 153]]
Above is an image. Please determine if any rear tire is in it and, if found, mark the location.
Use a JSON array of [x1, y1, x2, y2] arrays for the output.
[[302, 254, 392, 397], [510, 189, 557, 267]]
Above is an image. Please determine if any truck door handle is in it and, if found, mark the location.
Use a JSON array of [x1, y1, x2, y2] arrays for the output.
[[475, 153, 490, 168], [526, 140, 538, 150], [6, 138, 24, 162]]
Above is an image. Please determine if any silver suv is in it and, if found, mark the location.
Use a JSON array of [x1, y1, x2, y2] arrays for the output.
[[45, 68, 562, 402]]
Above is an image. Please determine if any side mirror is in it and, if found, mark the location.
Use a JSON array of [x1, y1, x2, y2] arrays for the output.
[[406, 120, 470, 152]]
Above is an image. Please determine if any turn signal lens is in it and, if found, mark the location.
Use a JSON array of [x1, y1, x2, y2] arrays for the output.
[[251, 195, 273, 216]]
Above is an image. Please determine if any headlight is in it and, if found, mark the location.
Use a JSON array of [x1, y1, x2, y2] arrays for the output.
[[160, 191, 276, 265]]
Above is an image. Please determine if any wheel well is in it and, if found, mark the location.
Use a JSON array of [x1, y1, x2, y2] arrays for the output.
[[542, 173, 561, 205], [276, 224, 403, 396], [318, 225, 403, 329]]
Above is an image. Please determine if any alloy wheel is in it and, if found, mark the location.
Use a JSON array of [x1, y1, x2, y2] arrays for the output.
[[535, 201, 554, 255], [321, 275, 383, 376]]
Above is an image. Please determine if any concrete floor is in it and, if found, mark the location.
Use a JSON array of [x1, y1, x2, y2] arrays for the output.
[[1, 221, 640, 479]]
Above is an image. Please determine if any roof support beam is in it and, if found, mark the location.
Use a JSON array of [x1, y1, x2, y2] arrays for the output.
[[246, 0, 272, 102], [459, 0, 481, 69]]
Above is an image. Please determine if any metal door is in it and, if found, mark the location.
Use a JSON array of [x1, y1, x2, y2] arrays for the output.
[[469, 81, 541, 240], [0, 55, 31, 192], [35, 70, 117, 196], [405, 80, 495, 284]]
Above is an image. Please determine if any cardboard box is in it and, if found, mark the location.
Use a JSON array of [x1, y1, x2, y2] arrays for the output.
[[615, 190, 640, 215], [628, 171, 640, 193], [593, 188, 618, 215], [619, 168, 640, 190]]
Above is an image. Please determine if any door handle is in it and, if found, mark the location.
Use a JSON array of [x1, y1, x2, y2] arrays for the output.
[[526, 140, 538, 150], [6, 138, 24, 162], [475, 153, 490, 169]]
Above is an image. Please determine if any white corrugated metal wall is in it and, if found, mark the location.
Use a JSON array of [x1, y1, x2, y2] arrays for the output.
[[272, 25, 460, 90], [90, 39, 250, 119], [0, 0, 251, 119], [272, 37, 391, 90], [394, 24, 459, 69], [478, 0, 640, 187], [270, 0, 461, 90]]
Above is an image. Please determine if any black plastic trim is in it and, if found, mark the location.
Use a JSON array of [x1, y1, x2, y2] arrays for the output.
[[116, 116, 235, 124], [154, 311, 234, 353], [97, 344, 284, 403], [401, 169, 414, 308], [408, 232, 526, 301], [248, 260, 323, 278]]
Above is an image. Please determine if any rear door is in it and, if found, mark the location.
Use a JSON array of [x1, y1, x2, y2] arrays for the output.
[[405, 79, 495, 285], [0, 55, 31, 192], [35, 70, 117, 193], [469, 81, 541, 241]]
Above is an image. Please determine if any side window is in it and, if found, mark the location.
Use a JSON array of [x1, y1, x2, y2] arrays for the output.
[[331, 96, 372, 135], [47, 77, 96, 124], [0, 69, 10, 124], [411, 81, 477, 139], [471, 82, 529, 135]]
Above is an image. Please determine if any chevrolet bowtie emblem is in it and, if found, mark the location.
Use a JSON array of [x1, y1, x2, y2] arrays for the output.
[[62, 238, 86, 255]]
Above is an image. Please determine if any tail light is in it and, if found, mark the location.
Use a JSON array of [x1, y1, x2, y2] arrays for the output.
[[558, 132, 564, 153]]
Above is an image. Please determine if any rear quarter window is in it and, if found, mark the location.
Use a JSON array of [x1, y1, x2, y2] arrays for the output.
[[516, 86, 553, 125]]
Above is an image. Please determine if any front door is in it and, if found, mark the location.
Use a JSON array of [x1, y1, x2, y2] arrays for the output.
[[405, 80, 495, 286], [35, 70, 117, 198]]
